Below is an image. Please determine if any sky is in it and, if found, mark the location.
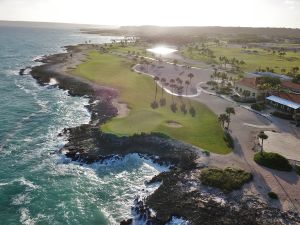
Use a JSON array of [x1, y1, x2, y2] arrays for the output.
[[0, 0, 299, 28]]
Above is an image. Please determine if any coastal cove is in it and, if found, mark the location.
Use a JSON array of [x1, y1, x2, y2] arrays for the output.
[[0, 27, 179, 225]]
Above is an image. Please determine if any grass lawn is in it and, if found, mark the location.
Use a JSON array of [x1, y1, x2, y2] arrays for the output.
[[181, 45, 300, 74], [72, 51, 231, 154]]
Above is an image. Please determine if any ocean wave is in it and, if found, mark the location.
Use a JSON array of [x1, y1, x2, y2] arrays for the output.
[[11, 193, 32, 206], [166, 217, 190, 225], [19, 208, 46, 225], [16, 177, 39, 190]]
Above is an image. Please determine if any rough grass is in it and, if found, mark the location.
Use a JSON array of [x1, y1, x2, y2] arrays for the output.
[[182, 45, 300, 74], [254, 152, 292, 171], [200, 167, 253, 193], [72, 51, 231, 154]]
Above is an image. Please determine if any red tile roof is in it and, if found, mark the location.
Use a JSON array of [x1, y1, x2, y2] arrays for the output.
[[236, 77, 262, 90], [281, 81, 300, 92], [275, 92, 300, 104]]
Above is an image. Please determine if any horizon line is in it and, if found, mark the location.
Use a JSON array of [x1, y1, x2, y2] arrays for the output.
[[1, 19, 300, 30]]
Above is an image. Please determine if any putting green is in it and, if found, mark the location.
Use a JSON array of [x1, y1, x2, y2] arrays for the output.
[[72, 51, 231, 154]]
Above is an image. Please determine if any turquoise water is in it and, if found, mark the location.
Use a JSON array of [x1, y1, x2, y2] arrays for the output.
[[0, 25, 167, 225]]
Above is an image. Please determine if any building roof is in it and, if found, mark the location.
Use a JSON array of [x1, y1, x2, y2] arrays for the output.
[[246, 72, 292, 81], [267, 93, 300, 110], [281, 81, 300, 92], [236, 77, 261, 90]]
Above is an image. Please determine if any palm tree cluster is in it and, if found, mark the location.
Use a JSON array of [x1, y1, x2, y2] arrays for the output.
[[218, 107, 235, 129], [150, 73, 196, 117], [219, 56, 245, 72]]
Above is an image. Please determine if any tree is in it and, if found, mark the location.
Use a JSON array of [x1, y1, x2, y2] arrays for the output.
[[153, 76, 160, 102], [185, 80, 190, 95], [218, 113, 229, 128], [188, 73, 194, 83], [225, 107, 235, 120], [160, 78, 166, 98], [258, 131, 268, 153], [294, 112, 300, 126], [160, 78, 167, 106]]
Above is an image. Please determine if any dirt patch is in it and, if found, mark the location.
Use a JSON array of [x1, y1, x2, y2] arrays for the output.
[[166, 120, 183, 128], [112, 99, 130, 118], [264, 131, 300, 161]]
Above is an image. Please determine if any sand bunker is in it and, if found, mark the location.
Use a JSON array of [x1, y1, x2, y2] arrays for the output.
[[112, 99, 130, 118], [166, 120, 183, 128]]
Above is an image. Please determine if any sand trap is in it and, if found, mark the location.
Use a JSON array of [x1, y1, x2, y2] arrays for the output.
[[112, 99, 130, 118], [166, 120, 183, 128], [264, 131, 300, 161]]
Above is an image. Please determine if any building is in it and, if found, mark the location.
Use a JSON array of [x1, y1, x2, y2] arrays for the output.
[[266, 92, 300, 113], [281, 81, 300, 94], [235, 77, 265, 99]]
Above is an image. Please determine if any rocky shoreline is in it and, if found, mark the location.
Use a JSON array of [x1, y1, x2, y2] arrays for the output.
[[22, 44, 300, 225]]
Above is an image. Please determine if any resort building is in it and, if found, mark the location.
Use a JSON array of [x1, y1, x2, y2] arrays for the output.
[[235, 77, 265, 99], [281, 81, 300, 94], [266, 92, 300, 113]]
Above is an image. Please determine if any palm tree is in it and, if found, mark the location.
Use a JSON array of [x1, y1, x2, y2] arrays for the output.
[[185, 80, 190, 95], [218, 113, 229, 128], [225, 107, 235, 120], [188, 73, 194, 83], [257, 131, 268, 153], [160, 78, 166, 98], [160, 78, 167, 106], [153, 76, 160, 102], [170, 83, 176, 104]]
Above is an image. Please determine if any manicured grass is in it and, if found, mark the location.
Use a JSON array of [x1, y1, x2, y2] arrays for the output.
[[254, 152, 292, 171], [200, 167, 253, 193], [72, 51, 231, 154], [182, 45, 300, 74]]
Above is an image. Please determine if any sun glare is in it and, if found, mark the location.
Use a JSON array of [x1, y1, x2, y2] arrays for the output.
[[147, 46, 178, 55]]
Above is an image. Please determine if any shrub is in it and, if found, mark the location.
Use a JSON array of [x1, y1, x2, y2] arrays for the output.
[[295, 165, 300, 176], [251, 103, 265, 111], [224, 131, 234, 149], [268, 192, 278, 199], [150, 132, 170, 139], [200, 167, 253, 193], [254, 152, 292, 171], [271, 111, 293, 120], [232, 95, 256, 103], [207, 81, 218, 86]]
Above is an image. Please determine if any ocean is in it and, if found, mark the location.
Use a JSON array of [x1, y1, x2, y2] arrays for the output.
[[0, 24, 172, 225]]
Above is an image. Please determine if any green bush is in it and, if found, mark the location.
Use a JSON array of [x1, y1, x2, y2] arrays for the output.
[[254, 152, 292, 171], [251, 103, 265, 111], [271, 111, 293, 120], [295, 165, 300, 176], [224, 131, 234, 149], [200, 167, 253, 193], [268, 192, 278, 199]]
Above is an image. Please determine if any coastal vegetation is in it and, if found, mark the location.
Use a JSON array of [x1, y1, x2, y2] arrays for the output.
[[254, 152, 292, 171], [72, 50, 231, 153], [200, 167, 253, 193], [268, 192, 279, 200], [181, 42, 300, 76], [295, 165, 300, 176]]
